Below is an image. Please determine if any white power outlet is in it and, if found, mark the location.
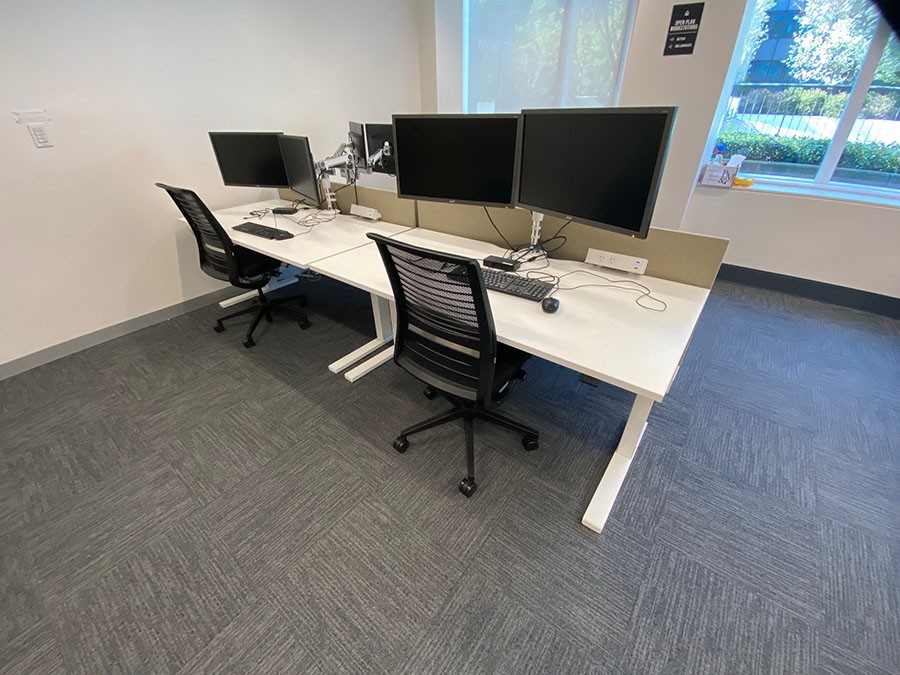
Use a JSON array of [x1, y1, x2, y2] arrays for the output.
[[350, 203, 381, 221], [584, 248, 648, 275], [27, 123, 52, 148]]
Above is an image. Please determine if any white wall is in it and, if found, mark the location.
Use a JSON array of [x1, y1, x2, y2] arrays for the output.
[[0, 0, 422, 367], [616, 0, 751, 231]]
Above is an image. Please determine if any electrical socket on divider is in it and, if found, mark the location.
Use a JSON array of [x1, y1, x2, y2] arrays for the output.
[[584, 248, 648, 275], [349, 204, 381, 221]]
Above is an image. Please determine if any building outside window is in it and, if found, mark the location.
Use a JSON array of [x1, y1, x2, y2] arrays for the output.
[[715, 0, 900, 195]]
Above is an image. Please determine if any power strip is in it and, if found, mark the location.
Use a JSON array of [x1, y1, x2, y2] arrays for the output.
[[584, 248, 648, 275], [350, 203, 381, 221]]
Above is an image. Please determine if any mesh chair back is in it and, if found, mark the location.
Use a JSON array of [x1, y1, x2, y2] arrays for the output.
[[368, 233, 496, 403], [155, 183, 236, 284]]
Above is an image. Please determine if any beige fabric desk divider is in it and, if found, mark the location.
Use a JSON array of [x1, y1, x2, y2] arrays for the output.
[[281, 185, 728, 290], [279, 184, 417, 228], [416, 200, 729, 290]]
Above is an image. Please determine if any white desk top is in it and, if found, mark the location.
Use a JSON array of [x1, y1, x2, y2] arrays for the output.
[[212, 200, 409, 267], [312, 227, 710, 402]]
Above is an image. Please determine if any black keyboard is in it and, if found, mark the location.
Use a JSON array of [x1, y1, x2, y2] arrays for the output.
[[232, 222, 294, 240], [482, 269, 553, 302]]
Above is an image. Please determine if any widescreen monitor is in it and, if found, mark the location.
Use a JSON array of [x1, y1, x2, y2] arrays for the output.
[[516, 107, 676, 239], [278, 135, 318, 203], [393, 114, 520, 207], [209, 131, 288, 188], [365, 123, 395, 174]]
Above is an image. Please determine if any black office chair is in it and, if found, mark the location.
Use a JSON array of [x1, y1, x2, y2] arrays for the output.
[[368, 233, 539, 497], [156, 183, 310, 348]]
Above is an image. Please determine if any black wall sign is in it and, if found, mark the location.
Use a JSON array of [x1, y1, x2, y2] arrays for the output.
[[664, 3, 704, 56]]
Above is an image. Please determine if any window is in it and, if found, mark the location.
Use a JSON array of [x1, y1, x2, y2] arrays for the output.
[[464, 0, 636, 113], [715, 0, 900, 196]]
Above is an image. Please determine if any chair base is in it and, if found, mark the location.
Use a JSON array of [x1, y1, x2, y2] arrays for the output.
[[393, 400, 539, 497], [214, 288, 310, 347]]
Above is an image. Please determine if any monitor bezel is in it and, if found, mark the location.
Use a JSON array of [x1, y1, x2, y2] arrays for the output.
[[278, 134, 318, 204], [208, 131, 288, 189], [514, 107, 677, 240], [392, 113, 522, 209], [348, 121, 368, 171]]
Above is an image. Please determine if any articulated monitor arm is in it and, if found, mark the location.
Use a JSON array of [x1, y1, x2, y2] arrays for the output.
[[316, 143, 358, 210]]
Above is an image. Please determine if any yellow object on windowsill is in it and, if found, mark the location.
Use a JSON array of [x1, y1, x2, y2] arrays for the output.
[[732, 177, 755, 188]]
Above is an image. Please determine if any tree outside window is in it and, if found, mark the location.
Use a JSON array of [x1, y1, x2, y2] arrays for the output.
[[465, 0, 634, 113], [716, 0, 900, 193]]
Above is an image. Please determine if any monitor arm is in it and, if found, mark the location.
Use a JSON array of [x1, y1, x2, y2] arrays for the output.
[[316, 143, 358, 210], [368, 140, 393, 170], [529, 211, 544, 251]]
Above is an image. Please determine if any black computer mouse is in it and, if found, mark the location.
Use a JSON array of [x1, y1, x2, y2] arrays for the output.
[[541, 297, 559, 313]]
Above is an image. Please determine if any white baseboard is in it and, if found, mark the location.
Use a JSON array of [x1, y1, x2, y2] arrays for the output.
[[0, 288, 237, 382]]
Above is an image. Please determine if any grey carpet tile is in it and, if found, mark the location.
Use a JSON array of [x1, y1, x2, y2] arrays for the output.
[[608, 437, 677, 537], [197, 441, 369, 587], [380, 429, 534, 563], [19, 453, 194, 606], [656, 459, 822, 621], [0, 532, 44, 650], [811, 388, 900, 467], [53, 516, 256, 675], [681, 397, 819, 512], [712, 281, 816, 338], [162, 395, 332, 507], [818, 518, 900, 672], [803, 341, 899, 406], [0, 622, 63, 675], [700, 357, 817, 432], [269, 497, 468, 675], [816, 639, 900, 675], [1, 277, 898, 673], [616, 545, 816, 675], [471, 476, 652, 659], [0, 416, 152, 531], [814, 451, 900, 539], [0, 350, 107, 418], [399, 569, 613, 675], [176, 597, 321, 675]]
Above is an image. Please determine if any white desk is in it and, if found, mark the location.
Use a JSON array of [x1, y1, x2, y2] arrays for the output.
[[211, 200, 410, 374], [213, 202, 710, 533]]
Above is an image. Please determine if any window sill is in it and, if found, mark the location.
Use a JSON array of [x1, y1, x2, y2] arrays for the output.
[[700, 176, 900, 209]]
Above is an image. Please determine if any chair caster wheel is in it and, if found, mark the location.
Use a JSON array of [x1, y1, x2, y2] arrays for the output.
[[393, 437, 409, 453], [242, 337, 255, 348], [522, 435, 539, 452], [423, 386, 438, 400], [214, 323, 225, 333], [459, 478, 477, 497], [299, 319, 311, 330], [516, 369, 527, 381]]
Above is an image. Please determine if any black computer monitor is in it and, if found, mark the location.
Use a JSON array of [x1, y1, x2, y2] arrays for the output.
[[516, 107, 676, 239], [209, 132, 288, 188], [392, 114, 520, 207], [278, 135, 318, 203], [365, 123, 395, 174]]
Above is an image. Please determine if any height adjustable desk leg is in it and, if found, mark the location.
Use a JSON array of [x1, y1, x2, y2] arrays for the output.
[[581, 394, 654, 533], [328, 294, 394, 375]]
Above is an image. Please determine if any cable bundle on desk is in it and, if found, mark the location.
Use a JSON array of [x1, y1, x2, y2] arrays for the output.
[[482, 207, 667, 313]]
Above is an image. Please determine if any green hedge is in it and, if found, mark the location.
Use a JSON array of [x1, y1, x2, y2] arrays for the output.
[[717, 132, 900, 173]]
